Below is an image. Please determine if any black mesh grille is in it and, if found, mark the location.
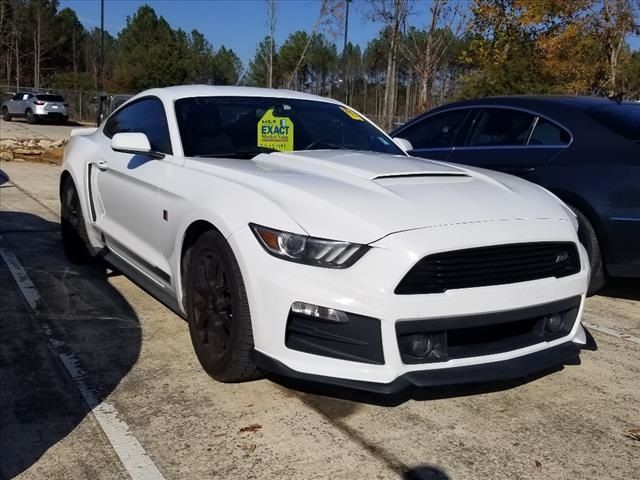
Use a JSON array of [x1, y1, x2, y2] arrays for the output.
[[395, 242, 580, 295]]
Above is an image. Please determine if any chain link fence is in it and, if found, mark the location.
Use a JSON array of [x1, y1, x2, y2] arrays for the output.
[[1, 85, 132, 123]]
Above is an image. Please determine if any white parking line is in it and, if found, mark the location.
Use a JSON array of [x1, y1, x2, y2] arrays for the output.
[[582, 321, 640, 346], [0, 236, 167, 480]]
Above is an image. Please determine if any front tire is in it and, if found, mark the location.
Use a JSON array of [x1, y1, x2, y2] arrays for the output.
[[185, 230, 260, 382], [61, 177, 95, 264], [571, 206, 607, 295], [2, 107, 10, 121]]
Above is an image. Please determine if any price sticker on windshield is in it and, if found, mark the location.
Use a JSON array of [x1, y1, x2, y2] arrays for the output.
[[340, 106, 364, 121], [258, 109, 294, 151]]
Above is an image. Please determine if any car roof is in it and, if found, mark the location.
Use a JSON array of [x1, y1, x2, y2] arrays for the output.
[[430, 95, 637, 112], [129, 85, 344, 106]]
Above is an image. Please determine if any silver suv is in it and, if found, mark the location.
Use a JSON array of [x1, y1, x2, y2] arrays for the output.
[[2, 92, 69, 124]]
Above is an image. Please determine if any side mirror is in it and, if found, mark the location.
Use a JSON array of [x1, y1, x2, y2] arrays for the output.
[[393, 137, 413, 152], [111, 132, 163, 159]]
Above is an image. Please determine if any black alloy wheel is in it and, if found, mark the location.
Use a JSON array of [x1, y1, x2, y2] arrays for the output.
[[60, 178, 94, 263], [185, 230, 260, 382]]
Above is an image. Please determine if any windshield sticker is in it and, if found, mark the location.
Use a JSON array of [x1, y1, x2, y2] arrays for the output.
[[258, 108, 294, 151], [340, 106, 364, 121]]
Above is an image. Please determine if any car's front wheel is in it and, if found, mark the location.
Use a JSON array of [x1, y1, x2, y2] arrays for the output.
[[185, 230, 261, 382], [61, 177, 95, 263], [2, 107, 11, 121], [571, 206, 607, 295]]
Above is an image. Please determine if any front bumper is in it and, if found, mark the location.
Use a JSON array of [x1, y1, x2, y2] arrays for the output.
[[230, 218, 590, 389], [254, 342, 580, 394]]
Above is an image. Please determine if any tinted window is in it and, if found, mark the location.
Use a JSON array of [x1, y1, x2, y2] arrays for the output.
[[588, 104, 640, 142], [399, 110, 470, 149], [468, 108, 535, 146], [103, 98, 172, 154], [12, 93, 23, 101], [36, 94, 65, 102], [528, 118, 571, 145], [175, 96, 403, 158]]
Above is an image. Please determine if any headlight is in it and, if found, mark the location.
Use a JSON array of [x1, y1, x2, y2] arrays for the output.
[[250, 224, 369, 268]]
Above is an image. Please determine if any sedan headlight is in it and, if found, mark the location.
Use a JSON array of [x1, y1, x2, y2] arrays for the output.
[[250, 224, 369, 268]]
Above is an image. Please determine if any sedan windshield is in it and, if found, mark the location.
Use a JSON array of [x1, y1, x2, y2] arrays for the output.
[[175, 96, 404, 158]]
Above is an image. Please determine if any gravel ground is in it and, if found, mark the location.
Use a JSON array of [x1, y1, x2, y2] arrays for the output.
[[1, 160, 638, 480]]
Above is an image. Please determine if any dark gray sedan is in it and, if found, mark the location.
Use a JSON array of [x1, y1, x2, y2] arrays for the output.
[[391, 96, 640, 294]]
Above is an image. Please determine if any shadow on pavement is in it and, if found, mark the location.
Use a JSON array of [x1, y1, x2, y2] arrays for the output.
[[597, 278, 640, 301], [403, 465, 450, 479], [0, 169, 8, 186], [0, 211, 141, 479]]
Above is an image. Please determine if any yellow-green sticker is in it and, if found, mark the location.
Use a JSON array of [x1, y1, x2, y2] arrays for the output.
[[340, 106, 364, 121], [257, 108, 294, 151]]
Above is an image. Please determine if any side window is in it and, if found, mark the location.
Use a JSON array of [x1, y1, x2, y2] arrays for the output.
[[528, 118, 571, 146], [22, 94, 30, 101], [468, 108, 536, 147], [399, 109, 471, 149], [12, 93, 22, 101], [103, 98, 172, 154]]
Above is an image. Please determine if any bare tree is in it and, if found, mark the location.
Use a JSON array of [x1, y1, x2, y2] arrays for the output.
[[286, 0, 343, 89], [367, 0, 410, 129], [401, 0, 464, 112], [266, 0, 277, 88], [594, 0, 640, 93]]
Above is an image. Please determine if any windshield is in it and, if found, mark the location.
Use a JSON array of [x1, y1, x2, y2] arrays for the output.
[[175, 96, 404, 158], [587, 103, 640, 143], [36, 94, 65, 102]]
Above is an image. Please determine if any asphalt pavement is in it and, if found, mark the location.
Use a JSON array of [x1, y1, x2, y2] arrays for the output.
[[0, 160, 639, 480]]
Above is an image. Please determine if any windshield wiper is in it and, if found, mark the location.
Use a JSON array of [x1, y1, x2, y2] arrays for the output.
[[197, 147, 279, 159]]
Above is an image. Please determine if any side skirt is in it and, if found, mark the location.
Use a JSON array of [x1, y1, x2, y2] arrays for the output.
[[101, 249, 186, 320]]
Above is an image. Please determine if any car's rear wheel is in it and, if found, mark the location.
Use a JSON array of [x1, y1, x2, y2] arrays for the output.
[[25, 108, 36, 124], [571, 206, 607, 295], [2, 107, 11, 121], [61, 177, 95, 263], [185, 230, 261, 382]]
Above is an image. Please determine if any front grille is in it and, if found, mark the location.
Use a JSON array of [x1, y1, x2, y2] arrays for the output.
[[395, 242, 580, 294]]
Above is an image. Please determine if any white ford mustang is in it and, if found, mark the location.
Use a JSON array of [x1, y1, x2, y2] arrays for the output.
[[60, 85, 590, 393]]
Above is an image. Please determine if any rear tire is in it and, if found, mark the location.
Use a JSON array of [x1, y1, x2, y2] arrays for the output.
[[25, 108, 36, 124], [61, 177, 95, 264], [2, 107, 10, 121], [185, 230, 261, 382], [570, 206, 607, 295]]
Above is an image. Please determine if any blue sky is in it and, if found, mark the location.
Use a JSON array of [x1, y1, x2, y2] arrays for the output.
[[60, 0, 640, 70]]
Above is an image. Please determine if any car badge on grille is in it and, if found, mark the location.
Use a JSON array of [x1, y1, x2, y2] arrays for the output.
[[555, 252, 569, 263]]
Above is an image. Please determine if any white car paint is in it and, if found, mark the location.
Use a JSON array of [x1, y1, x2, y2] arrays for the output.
[[61, 85, 590, 389]]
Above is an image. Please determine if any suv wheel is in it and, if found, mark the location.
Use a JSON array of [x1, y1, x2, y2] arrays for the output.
[[2, 107, 10, 121], [25, 108, 36, 124]]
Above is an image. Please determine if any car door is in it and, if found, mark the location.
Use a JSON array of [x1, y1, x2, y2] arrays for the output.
[[9, 93, 27, 115], [90, 96, 179, 285], [394, 108, 474, 161], [448, 107, 571, 182]]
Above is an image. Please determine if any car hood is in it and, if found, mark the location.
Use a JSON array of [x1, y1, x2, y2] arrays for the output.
[[191, 150, 571, 244]]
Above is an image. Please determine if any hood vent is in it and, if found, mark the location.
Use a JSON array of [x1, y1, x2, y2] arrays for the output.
[[373, 173, 469, 180]]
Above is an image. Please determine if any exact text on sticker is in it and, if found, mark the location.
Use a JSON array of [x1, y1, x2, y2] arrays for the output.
[[257, 108, 294, 152]]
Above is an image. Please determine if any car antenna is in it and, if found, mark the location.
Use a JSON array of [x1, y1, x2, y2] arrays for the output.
[[608, 92, 624, 105]]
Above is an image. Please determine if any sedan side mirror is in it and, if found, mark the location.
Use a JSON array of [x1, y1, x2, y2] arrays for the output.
[[393, 137, 413, 152], [111, 132, 164, 159]]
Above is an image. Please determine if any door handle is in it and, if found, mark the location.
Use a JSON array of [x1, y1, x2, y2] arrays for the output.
[[96, 160, 108, 171]]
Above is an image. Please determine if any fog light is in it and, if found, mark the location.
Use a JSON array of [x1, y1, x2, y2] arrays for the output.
[[407, 334, 433, 357], [546, 313, 564, 332], [291, 301, 348, 323]]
